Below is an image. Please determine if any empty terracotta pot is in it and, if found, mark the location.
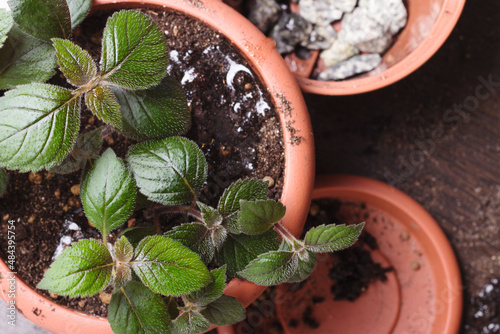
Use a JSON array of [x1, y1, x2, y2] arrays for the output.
[[0, 1, 314, 333], [287, 0, 466, 95], [275, 175, 463, 333]]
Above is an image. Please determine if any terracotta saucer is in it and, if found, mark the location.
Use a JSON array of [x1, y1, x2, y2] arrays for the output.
[[275, 175, 463, 334]]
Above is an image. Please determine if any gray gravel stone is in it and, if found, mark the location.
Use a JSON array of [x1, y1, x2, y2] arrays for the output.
[[318, 53, 381, 80], [301, 23, 337, 50], [248, 0, 282, 33], [270, 13, 313, 54], [342, 7, 393, 53], [358, 0, 407, 35], [299, 0, 344, 26], [333, 0, 358, 13], [319, 31, 359, 67]]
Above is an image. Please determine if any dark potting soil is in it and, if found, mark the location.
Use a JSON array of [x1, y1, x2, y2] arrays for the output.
[[233, 198, 393, 333], [0, 8, 285, 317]]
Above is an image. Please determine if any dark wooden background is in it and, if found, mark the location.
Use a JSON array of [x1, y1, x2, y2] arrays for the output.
[[309, 0, 499, 331]]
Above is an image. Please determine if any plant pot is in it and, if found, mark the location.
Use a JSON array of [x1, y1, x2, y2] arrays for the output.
[[273, 175, 462, 333], [0, 1, 315, 333], [278, 0, 466, 95]]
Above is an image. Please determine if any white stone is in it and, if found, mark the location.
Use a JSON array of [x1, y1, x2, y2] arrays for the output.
[[358, 0, 408, 35], [333, 0, 358, 13], [319, 31, 359, 67], [318, 53, 381, 80], [299, 0, 344, 26], [302, 24, 338, 50]]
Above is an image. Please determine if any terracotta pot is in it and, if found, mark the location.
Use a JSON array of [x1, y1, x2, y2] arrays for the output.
[[0, 1, 314, 333], [274, 175, 462, 333], [285, 0, 466, 95]]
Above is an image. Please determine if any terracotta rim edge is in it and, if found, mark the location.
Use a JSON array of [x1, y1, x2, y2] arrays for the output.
[[313, 174, 463, 333], [297, 0, 467, 95], [0, 1, 315, 333]]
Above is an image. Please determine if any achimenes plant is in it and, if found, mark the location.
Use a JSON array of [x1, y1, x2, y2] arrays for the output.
[[0, 6, 190, 173], [38, 135, 364, 334]]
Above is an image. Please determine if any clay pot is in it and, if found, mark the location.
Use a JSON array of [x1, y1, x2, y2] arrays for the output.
[[0, 1, 314, 333], [275, 175, 463, 333], [286, 0, 466, 95]]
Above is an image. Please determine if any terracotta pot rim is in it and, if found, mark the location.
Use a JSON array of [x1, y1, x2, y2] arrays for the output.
[[307, 174, 463, 333], [296, 0, 467, 95], [0, 1, 315, 333]]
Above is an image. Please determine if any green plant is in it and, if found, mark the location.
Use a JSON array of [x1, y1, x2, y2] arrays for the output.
[[0, 2, 364, 334]]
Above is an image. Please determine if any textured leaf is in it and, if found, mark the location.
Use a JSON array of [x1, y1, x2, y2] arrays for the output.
[[200, 295, 246, 326], [305, 223, 365, 253], [131, 236, 211, 296], [114, 236, 134, 263], [0, 83, 80, 172], [66, 0, 91, 28], [216, 229, 280, 277], [112, 76, 191, 140], [8, 0, 71, 40], [0, 9, 13, 49], [85, 84, 122, 130], [279, 241, 316, 283], [238, 251, 298, 286], [218, 178, 268, 216], [127, 137, 208, 205], [52, 38, 96, 87], [187, 266, 226, 306], [120, 226, 157, 247], [109, 281, 171, 334], [198, 202, 222, 228], [81, 149, 137, 236], [218, 179, 268, 233], [237, 200, 285, 235], [0, 25, 57, 89], [0, 169, 7, 197], [172, 311, 210, 334], [164, 223, 214, 264], [101, 10, 168, 90], [37, 239, 113, 297], [49, 127, 102, 174]]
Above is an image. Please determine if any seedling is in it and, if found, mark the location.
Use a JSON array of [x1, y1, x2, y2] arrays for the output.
[[0, 1, 364, 333]]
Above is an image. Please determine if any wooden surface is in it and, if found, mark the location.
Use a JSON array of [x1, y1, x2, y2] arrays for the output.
[[310, 0, 499, 331]]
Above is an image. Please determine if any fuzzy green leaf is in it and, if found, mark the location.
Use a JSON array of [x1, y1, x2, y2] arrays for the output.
[[120, 226, 157, 247], [237, 200, 285, 235], [52, 38, 97, 87], [100, 10, 168, 90], [218, 179, 268, 233], [8, 0, 71, 41], [109, 281, 171, 334], [305, 223, 365, 253], [85, 84, 122, 130], [127, 137, 208, 205], [131, 236, 211, 296], [0, 169, 7, 197], [0, 25, 57, 89], [198, 202, 223, 228], [0, 9, 13, 49], [49, 127, 102, 174], [216, 229, 280, 277], [81, 149, 137, 236], [238, 250, 298, 286], [66, 0, 91, 28], [187, 266, 227, 306], [114, 236, 134, 263], [278, 242, 316, 283], [112, 76, 191, 140], [37, 239, 113, 297], [172, 311, 210, 334], [164, 223, 215, 264], [0, 83, 80, 172], [200, 295, 246, 326]]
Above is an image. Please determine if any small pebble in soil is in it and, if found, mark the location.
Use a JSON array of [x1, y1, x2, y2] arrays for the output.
[[99, 291, 112, 305], [28, 172, 42, 185], [68, 196, 81, 208], [70, 184, 80, 195], [466, 278, 500, 334], [263, 176, 275, 188], [78, 300, 87, 308]]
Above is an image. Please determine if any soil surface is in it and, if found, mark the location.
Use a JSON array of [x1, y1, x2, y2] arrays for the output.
[[0, 8, 285, 317]]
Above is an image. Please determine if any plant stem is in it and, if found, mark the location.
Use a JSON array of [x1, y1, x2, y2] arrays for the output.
[[274, 222, 297, 243], [148, 203, 203, 222]]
